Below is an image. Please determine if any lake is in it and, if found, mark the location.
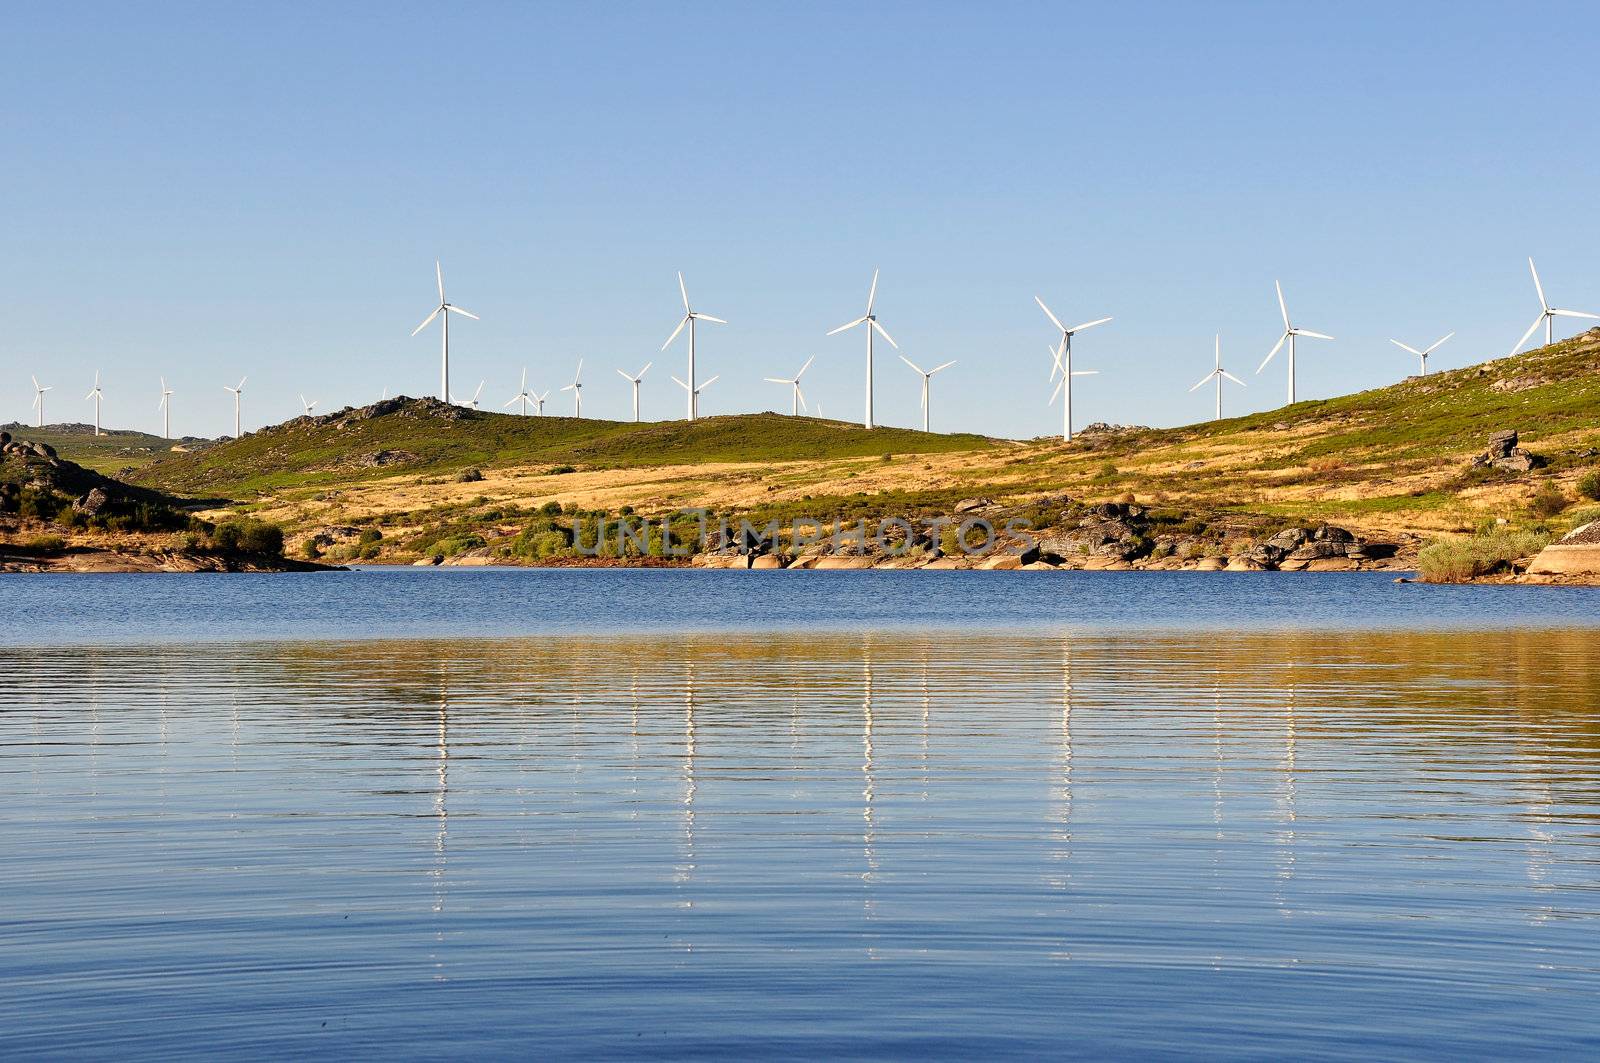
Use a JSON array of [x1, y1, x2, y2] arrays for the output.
[[4, 570, 1600, 1058]]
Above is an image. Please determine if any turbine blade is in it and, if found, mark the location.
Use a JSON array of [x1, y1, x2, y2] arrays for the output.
[[661, 314, 689, 350], [436, 260, 445, 303], [412, 307, 441, 335], [827, 316, 867, 336], [763, 378, 790, 384], [1034, 295, 1066, 333], [1048, 341, 1064, 380], [1295, 329, 1333, 340], [678, 271, 690, 312], [866, 269, 879, 313], [1551, 308, 1600, 320], [692, 313, 727, 324], [1071, 370, 1098, 377], [1509, 315, 1544, 356], [794, 383, 807, 412], [898, 354, 924, 374], [638, 361, 652, 377], [1066, 316, 1112, 334], [446, 305, 479, 321], [871, 319, 898, 348], [1189, 372, 1215, 392], [1423, 331, 1455, 354], [671, 375, 689, 391], [617, 368, 634, 381], [700, 374, 719, 390], [1389, 339, 1423, 357], [929, 360, 956, 374], [1220, 370, 1247, 387], [1276, 279, 1290, 328], [796, 354, 815, 377], [1258, 331, 1288, 372], [1049, 376, 1064, 405], [1529, 257, 1547, 310], [504, 396, 520, 408]]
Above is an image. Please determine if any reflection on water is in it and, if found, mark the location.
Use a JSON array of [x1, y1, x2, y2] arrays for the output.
[[5, 630, 1600, 1058]]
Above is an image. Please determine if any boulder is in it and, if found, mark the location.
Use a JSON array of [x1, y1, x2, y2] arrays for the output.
[[1312, 524, 1355, 544], [1305, 557, 1359, 571], [1193, 557, 1227, 571], [73, 487, 110, 516], [1486, 429, 1519, 459], [977, 553, 1024, 571], [812, 556, 875, 570], [954, 497, 990, 514], [920, 555, 968, 569], [1527, 521, 1600, 576], [1287, 541, 1351, 561], [748, 553, 785, 569], [1225, 557, 1268, 572], [30, 441, 57, 460]]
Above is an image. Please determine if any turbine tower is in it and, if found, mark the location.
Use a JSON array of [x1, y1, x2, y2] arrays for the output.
[[222, 376, 247, 438], [411, 260, 479, 402], [157, 378, 173, 439], [533, 389, 550, 416], [660, 273, 725, 421], [1389, 332, 1454, 377], [30, 376, 51, 428], [561, 359, 585, 417], [1256, 280, 1333, 405], [671, 373, 718, 414], [85, 371, 104, 436], [827, 269, 898, 429], [1510, 258, 1598, 355], [898, 355, 956, 433], [1188, 335, 1246, 420], [763, 355, 815, 416], [504, 368, 534, 416], [616, 361, 652, 423], [1035, 296, 1111, 441]]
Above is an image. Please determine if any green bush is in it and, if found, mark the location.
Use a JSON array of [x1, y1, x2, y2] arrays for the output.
[[1528, 482, 1568, 519], [212, 518, 285, 557], [550, 465, 576, 475], [357, 527, 383, 545], [1578, 469, 1600, 503], [25, 534, 66, 554], [1417, 529, 1550, 583], [429, 534, 485, 558]]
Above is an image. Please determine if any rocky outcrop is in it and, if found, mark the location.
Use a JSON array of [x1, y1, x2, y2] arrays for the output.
[[1471, 430, 1544, 474], [1527, 521, 1600, 577]]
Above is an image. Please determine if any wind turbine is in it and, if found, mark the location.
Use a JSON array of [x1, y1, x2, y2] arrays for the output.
[[1389, 332, 1454, 377], [85, 371, 104, 436], [533, 389, 550, 416], [561, 359, 585, 417], [451, 380, 484, 409], [1035, 296, 1111, 441], [671, 373, 718, 414], [616, 361, 652, 422], [411, 260, 479, 402], [299, 394, 318, 416], [222, 376, 247, 438], [504, 368, 534, 416], [660, 272, 725, 421], [30, 376, 51, 428], [1510, 258, 1598, 355], [1256, 280, 1332, 405], [1047, 343, 1098, 440], [157, 377, 173, 439], [1189, 335, 1246, 420], [827, 269, 898, 429], [898, 355, 956, 433], [763, 355, 815, 416]]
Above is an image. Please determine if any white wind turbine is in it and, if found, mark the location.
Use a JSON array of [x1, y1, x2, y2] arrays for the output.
[[533, 389, 550, 416], [299, 394, 318, 416], [157, 377, 173, 439], [1035, 296, 1111, 441], [1389, 332, 1454, 377], [1256, 280, 1332, 405], [31, 376, 51, 428], [561, 359, 585, 417], [451, 380, 484, 409], [504, 368, 534, 416], [85, 371, 104, 436], [1189, 335, 1246, 420], [222, 376, 247, 438], [616, 361, 652, 423], [672, 373, 718, 414], [763, 355, 815, 416], [660, 272, 725, 421], [1509, 258, 1598, 355], [411, 260, 479, 402], [898, 355, 956, 433], [827, 269, 898, 429]]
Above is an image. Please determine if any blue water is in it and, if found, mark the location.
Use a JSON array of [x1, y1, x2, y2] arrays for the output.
[[3, 573, 1600, 1058]]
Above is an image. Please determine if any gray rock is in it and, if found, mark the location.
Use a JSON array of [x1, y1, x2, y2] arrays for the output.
[[73, 487, 109, 516], [1486, 430, 1518, 459], [954, 497, 990, 514]]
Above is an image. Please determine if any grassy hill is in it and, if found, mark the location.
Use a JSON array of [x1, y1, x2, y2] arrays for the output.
[[0, 422, 210, 476], [130, 400, 997, 498]]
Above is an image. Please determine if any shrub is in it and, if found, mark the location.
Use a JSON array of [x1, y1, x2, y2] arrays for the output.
[[25, 534, 66, 554], [301, 539, 322, 561], [213, 518, 285, 557], [1417, 529, 1551, 583], [1578, 469, 1600, 503], [1093, 462, 1118, 482], [457, 468, 484, 483], [1528, 482, 1568, 519], [550, 465, 576, 475], [540, 501, 563, 516], [358, 528, 383, 545], [429, 534, 485, 558]]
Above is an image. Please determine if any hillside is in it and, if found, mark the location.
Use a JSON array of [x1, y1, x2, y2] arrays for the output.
[[115, 333, 1600, 569], [0, 422, 210, 476]]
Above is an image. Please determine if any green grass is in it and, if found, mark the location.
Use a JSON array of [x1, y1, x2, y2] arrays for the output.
[[1417, 528, 1552, 583], [0, 422, 200, 476], [129, 402, 995, 498]]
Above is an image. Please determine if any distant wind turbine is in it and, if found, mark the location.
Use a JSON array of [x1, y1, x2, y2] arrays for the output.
[[299, 394, 318, 416], [1189, 335, 1246, 420], [1389, 332, 1454, 377], [222, 376, 247, 438], [1256, 280, 1332, 406], [533, 389, 550, 416], [157, 377, 173, 439], [671, 373, 718, 414], [562, 359, 585, 417], [31, 376, 51, 428], [85, 371, 104, 436], [827, 269, 898, 429], [1036, 296, 1111, 441], [763, 355, 815, 416], [451, 380, 484, 409], [411, 260, 479, 402], [1509, 258, 1598, 355], [660, 272, 725, 421], [505, 368, 534, 416], [898, 355, 956, 433], [616, 361, 652, 423]]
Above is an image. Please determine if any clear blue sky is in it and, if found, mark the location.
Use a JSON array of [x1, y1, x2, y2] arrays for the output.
[[4, 2, 1597, 438]]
